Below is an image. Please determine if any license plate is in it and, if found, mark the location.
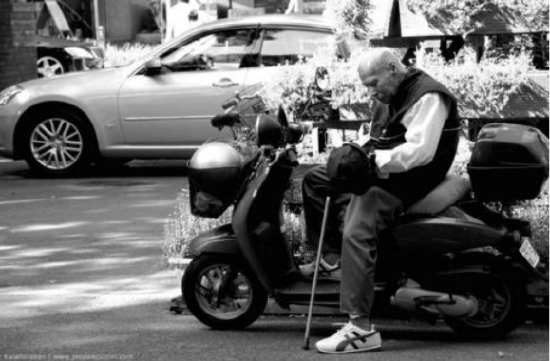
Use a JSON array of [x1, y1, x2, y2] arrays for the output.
[[520, 239, 540, 268]]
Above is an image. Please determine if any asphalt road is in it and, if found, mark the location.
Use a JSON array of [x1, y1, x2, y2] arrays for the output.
[[0, 159, 548, 361]]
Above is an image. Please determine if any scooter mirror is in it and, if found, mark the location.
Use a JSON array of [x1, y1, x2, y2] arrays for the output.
[[277, 104, 288, 127], [256, 114, 283, 147], [314, 67, 330, 91]]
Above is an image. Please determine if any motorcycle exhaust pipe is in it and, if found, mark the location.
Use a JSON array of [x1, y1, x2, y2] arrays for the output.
[[391, 284, 478, 318]]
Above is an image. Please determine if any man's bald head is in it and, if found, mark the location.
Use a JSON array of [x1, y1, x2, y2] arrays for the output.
[[356, 48, 407, 104], [357, 48, 406, 78]]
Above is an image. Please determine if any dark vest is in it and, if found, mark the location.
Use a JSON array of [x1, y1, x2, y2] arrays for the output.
[[367, 68, 461, 206]]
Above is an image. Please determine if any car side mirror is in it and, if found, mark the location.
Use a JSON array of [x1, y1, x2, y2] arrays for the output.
[[144, 57, 162, 75]]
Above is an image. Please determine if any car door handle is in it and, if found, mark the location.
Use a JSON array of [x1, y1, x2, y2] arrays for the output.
[[213, 78, 239, 88]]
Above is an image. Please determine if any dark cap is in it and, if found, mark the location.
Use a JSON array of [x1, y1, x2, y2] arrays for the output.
[[326, 143, 373, 195]]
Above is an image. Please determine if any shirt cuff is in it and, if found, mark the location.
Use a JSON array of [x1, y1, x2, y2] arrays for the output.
[[373, 149, 392, 178], [374, 149, 392, 169]]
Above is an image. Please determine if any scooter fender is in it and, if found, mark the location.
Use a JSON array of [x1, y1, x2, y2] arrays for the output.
[[185, 223, 241, 258]]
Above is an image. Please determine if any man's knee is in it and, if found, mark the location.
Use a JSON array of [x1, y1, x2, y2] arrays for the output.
[[362, 186, 404, 211], [302, 165, 328, 193], [342, 186, 402, 243]]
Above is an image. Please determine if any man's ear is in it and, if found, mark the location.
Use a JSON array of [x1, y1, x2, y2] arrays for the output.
[[387, 62, 397, 73]]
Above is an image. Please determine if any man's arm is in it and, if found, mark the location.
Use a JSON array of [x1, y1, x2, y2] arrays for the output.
[[374, 92, 450, 176]]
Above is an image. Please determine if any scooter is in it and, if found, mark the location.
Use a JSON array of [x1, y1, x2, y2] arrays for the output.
[[182, 84, 548, 340]]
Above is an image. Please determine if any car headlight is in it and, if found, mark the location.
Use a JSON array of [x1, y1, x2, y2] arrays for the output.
[[0, 85, 26, 106]]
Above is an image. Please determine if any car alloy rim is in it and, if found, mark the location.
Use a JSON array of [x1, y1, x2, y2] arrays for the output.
[[30, 118, 84, 170], [37, 56, 64, 77]]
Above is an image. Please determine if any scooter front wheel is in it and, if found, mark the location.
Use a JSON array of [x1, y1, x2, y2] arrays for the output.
[[182, 254, 268, 329]]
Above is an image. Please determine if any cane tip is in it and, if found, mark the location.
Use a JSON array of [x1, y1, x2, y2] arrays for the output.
[[302, 344, 310, 351]]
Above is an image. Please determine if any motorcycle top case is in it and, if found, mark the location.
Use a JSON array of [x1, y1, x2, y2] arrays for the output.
[[467, 123, 549, 201]]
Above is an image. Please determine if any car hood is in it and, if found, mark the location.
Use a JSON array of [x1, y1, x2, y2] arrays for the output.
[[18, 65, 133, 96]]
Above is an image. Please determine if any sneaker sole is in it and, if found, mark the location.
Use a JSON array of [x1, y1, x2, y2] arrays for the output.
[[317, 345, 382, 354]]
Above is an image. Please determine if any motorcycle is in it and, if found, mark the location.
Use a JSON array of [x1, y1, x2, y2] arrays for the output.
[[181, 72, 548, 339]]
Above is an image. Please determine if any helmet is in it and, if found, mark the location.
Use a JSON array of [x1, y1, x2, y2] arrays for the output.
[[188, 142, 243, 218]]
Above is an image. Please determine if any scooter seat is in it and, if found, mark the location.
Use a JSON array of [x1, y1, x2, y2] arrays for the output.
[[406, 175, 471, 216]]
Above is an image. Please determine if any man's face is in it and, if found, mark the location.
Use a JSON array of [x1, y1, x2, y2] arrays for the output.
[[359, 64, 401, 104]]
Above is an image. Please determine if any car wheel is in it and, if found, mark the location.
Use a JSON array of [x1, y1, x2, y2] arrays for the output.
[[37, 55, 66, 78], [23, 109, 95, 176]]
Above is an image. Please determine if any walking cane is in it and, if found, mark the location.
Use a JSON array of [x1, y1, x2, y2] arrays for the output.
[[302, 195, 331, 350]]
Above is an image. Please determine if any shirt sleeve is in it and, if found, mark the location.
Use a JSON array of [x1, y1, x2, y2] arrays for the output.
[[374, 92, 450, 175]]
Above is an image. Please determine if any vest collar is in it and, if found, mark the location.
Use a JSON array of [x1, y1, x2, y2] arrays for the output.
[[389, 67, 422, 110]]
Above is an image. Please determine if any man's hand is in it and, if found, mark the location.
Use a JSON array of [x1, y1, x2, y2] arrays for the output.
[[354, 123, 370, 146]]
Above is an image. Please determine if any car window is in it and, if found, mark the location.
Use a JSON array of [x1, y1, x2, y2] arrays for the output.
[[259, 29, 334, 66], [161, 28, 258, 71]]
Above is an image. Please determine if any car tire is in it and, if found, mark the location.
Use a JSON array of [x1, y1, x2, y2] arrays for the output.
[[37, 55, 67, 78], [23, 109, 96, 176]]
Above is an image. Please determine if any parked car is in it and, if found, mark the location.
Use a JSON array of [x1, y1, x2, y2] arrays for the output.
[[0, 15, 341, 175], [36, 36, 105, 78]]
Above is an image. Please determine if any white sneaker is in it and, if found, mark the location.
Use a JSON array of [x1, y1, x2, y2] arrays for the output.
[[316, 322, 381, 354], [299, 258, 341, 280]]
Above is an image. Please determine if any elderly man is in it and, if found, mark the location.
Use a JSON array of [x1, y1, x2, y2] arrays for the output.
[[301, 48, 460, 353]]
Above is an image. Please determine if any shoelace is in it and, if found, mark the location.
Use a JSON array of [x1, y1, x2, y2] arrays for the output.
[[335, 323, 373, 337], [335, 323, 359, 336]]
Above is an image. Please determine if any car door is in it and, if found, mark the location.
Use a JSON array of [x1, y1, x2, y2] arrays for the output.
[[118, 27, 260, 154]]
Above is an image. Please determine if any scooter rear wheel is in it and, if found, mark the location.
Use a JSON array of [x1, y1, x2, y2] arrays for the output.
[[182, 254, 268, 329], [444, 265, 526, 339]]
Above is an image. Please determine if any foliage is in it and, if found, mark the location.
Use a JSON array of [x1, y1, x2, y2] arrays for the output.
[[163, 189, 233, 261], [104, 42, 156, 68], [258, 50, 372, 121], [516, 0, 550, 30], [406, 0, 549, 34], [415, 45, 534, 117], [260, 43, 537, 121], [324, 0, 373, 40], [162, 191, 309, 262]]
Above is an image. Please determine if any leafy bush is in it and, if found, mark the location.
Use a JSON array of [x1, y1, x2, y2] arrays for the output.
[[324, 0, 373, 40], [260, 44, 537, 121], [104, 42, 156, 68], [415, 46, 534, 118], [258, 50, 372, 120], [163, 190, 233, 262], [407, 0, 549, 34]]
